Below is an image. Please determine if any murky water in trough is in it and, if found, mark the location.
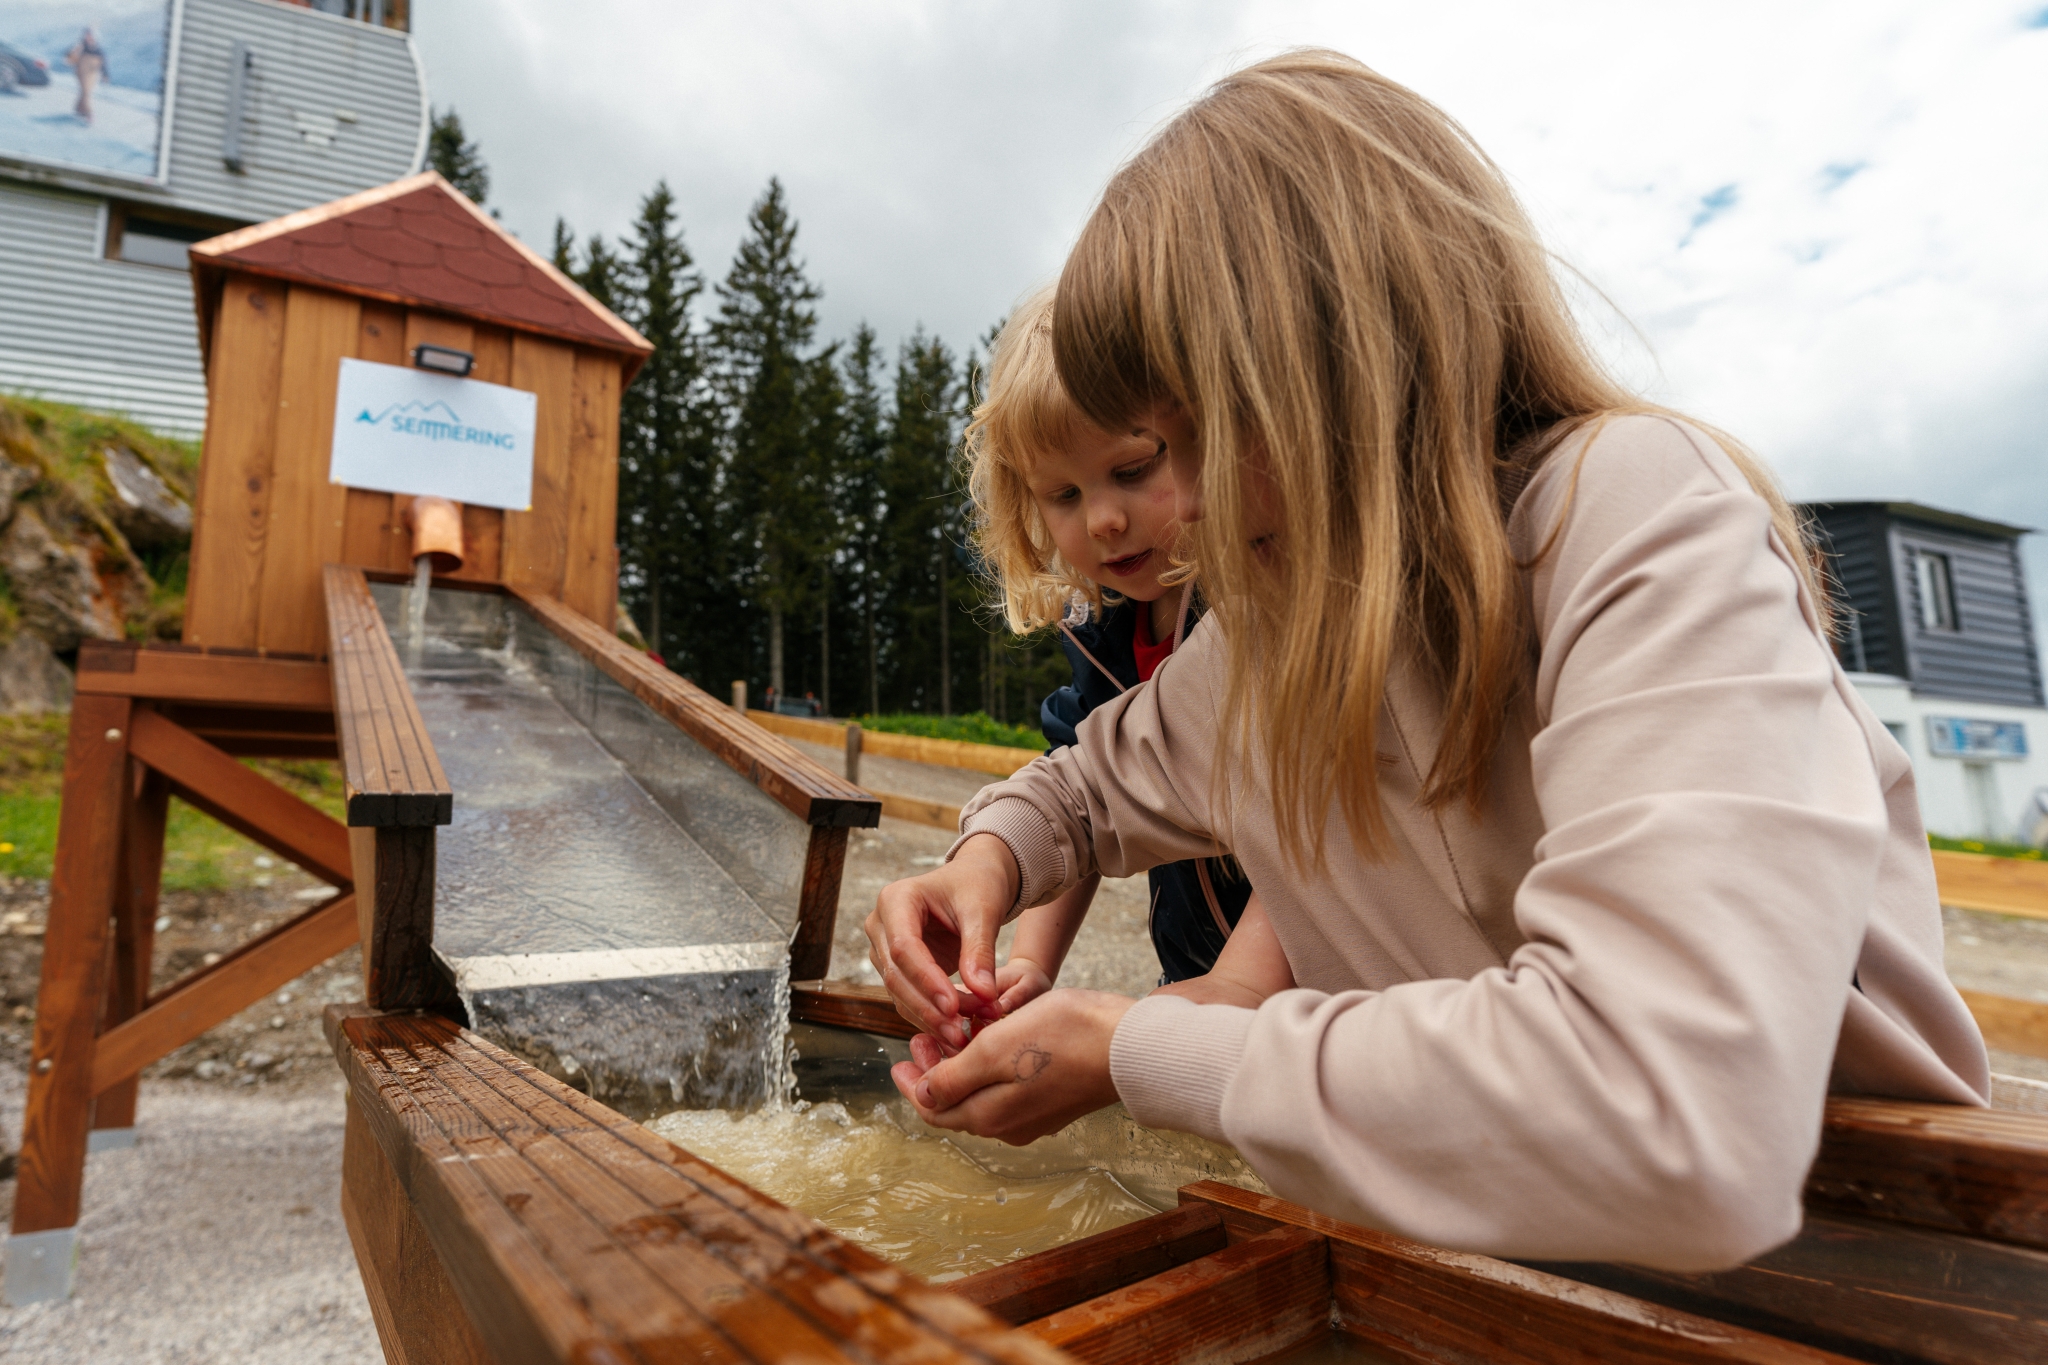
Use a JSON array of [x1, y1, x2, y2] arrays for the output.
[[646, 1024, 1270, 1283]]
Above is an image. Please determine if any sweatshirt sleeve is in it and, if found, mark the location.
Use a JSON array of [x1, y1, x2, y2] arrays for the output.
[[1121, 417, 1899, 1271], [952, 623, 1233, 915]]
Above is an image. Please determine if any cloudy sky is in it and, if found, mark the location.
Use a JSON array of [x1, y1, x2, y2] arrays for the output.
[[413, 1, 2048, 633]]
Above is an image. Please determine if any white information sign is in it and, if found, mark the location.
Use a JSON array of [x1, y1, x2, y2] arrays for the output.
[[328, 358, 538, 510]]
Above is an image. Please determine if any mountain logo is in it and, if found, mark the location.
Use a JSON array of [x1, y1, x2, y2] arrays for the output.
[[354, 398, 516, 449]]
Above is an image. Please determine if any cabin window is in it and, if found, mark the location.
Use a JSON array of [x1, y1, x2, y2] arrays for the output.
[[1915, 549, 1957, 631], [105, 206, 230, 272]]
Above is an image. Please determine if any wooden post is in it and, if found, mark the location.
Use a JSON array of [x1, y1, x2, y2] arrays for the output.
[[845, 722, 862, 786], [93, 766, 172, 1140], [6, 695, 134, 1303], [732, 680, 748, 714]]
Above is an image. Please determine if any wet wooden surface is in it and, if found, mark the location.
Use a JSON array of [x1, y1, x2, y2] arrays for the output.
[[325, 564, 454, 827], [327, 1006, 1071, 1365], [951, 1203, 1229, 1326], [1806, 1095, 2048, 1248]]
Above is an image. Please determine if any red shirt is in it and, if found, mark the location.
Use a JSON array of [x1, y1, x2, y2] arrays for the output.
[[1131, 608, 1176, 682]]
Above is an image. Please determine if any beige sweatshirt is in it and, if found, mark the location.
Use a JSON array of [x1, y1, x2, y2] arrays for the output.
[[957, 415, 1988, 1271]]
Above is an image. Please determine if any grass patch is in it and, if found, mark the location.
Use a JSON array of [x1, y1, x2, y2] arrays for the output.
[[854, 711, 1047, 751], [1930, 833, 2044, 862], [0, 715, 344, 888]]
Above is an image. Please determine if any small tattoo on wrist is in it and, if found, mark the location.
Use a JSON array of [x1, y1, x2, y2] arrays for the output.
[[1013, 1046, 1051, 1082]]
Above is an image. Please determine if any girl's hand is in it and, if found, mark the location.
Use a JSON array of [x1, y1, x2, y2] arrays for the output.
[[992, 956, 1057, 1016], [892, 989, 1135, 1145], [865, 834, 1018, 1051]]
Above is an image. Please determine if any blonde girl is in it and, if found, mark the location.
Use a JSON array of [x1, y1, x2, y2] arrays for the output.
[[894, 289, 1290, 1043], [866, 50, 1986, 1270]]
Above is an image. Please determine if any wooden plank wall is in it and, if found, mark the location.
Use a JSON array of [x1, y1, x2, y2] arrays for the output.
[[183, 272, 624, 654]]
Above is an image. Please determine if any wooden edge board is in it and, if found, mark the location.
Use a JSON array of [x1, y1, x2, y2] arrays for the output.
[[1022, 1224, 1329, 1365], [1178, 1182, 1856, 1365], [1933, 849, 2048, 921], [322, 1006, 1072, 1365], [748, 709, 1041, 778], [1962, 987, 2048, 1060], [509, 586, 880, 829], [949, 1204, 1229, 1326], [323, 564, 454, 827], [791, 980, 918, 1039], [77, 639, 334, 709], [1535, 1211, 2048, 1365], [1806, 1094, 2048, 1247]]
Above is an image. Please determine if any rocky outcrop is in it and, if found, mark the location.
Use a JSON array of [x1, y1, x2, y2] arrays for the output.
[[0, 506, 126, 652], [0, 633, 74, 713], [103, 445, 193, 549]]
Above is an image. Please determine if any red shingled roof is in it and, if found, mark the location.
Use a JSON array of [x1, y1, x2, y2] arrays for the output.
[[191, 173, 651, 377]]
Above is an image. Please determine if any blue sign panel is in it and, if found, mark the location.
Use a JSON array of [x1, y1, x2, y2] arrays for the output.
[[1926, 716, 2028, 761]]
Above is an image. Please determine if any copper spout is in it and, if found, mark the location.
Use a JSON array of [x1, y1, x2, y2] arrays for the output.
[[405, 496, 465, 573]]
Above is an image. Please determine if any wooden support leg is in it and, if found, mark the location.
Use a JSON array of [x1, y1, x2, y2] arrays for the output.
[[790, 824, 849, 982], [6, 696, 133, 1304], [93, 766, 170, 1143], [352, 826, 457, 1015]]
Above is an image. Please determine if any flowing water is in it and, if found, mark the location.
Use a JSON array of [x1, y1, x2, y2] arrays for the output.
[[646, 1024, 1269, 1283], [404, 555, 432, 656]]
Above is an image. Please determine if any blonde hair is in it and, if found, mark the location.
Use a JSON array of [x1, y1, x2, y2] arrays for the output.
[[1053, 49, 1822, 866], [964, 286, 1114, 631]]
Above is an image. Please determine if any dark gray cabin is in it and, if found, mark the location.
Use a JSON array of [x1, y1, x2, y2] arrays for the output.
[[1803, 502, 2043, 708]]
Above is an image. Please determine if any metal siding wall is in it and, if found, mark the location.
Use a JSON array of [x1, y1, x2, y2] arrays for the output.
[[0, 1, 426, 437], [0, 184, 207, 435], [1811, 506, 1901, 676], [161, 0, 426, 223], [1888, 520, 2046, 708]]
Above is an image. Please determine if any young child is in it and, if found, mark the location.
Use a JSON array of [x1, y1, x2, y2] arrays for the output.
[[923, 289, 1291, 1030], [868, 50, 1988, 1271]]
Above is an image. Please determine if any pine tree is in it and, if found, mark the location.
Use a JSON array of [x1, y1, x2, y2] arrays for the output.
[[838, 326, 889, 714], [879, 332, 960, 712], [615, 184, 712, 668], [711, 179, 835, 704], [427, 108, 489, 204]]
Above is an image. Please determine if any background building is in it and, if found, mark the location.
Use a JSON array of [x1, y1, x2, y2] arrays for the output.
[[0, 0, 426, 435], [1806, 500, 2048, 842]]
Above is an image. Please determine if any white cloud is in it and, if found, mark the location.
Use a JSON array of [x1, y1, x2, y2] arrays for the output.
[[416, 0, 2048, 643]]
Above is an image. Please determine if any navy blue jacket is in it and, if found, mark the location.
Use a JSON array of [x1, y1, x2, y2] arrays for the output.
[[1040, 597, 1253, 983]]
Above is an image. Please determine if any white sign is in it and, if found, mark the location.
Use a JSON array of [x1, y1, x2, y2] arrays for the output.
[[328, 358, 537, 510]]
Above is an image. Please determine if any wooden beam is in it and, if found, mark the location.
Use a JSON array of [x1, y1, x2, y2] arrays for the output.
[[1964, 987, 2048, 1060], [511, 587, 880, 829], [77, 640, 333, 710], [1181, 1182, 1853, 1365], [1806, 1095, 2048, 1248], [90, 893, 358, 1093], [951, 1204, 1229, 1326], [1935, 849, 2048, 921], [127, 707, 353, 886], [352, 826, 453, 1015], [324, 564, 453, 827], [11, 696, 132, 1237], [876, 791, 962, 831], [1023, 1225, 1329, 1365], [790, 980, 917, 1039]]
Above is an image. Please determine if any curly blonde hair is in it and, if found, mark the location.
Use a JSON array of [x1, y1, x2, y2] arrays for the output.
[[963, 286, 1112, 633]]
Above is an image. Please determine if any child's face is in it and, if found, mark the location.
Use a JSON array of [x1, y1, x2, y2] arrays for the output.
[[1026, 421, 1181, 602]]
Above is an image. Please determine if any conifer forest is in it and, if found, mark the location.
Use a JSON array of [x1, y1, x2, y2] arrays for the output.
[[549, 178, 1066, 724]]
